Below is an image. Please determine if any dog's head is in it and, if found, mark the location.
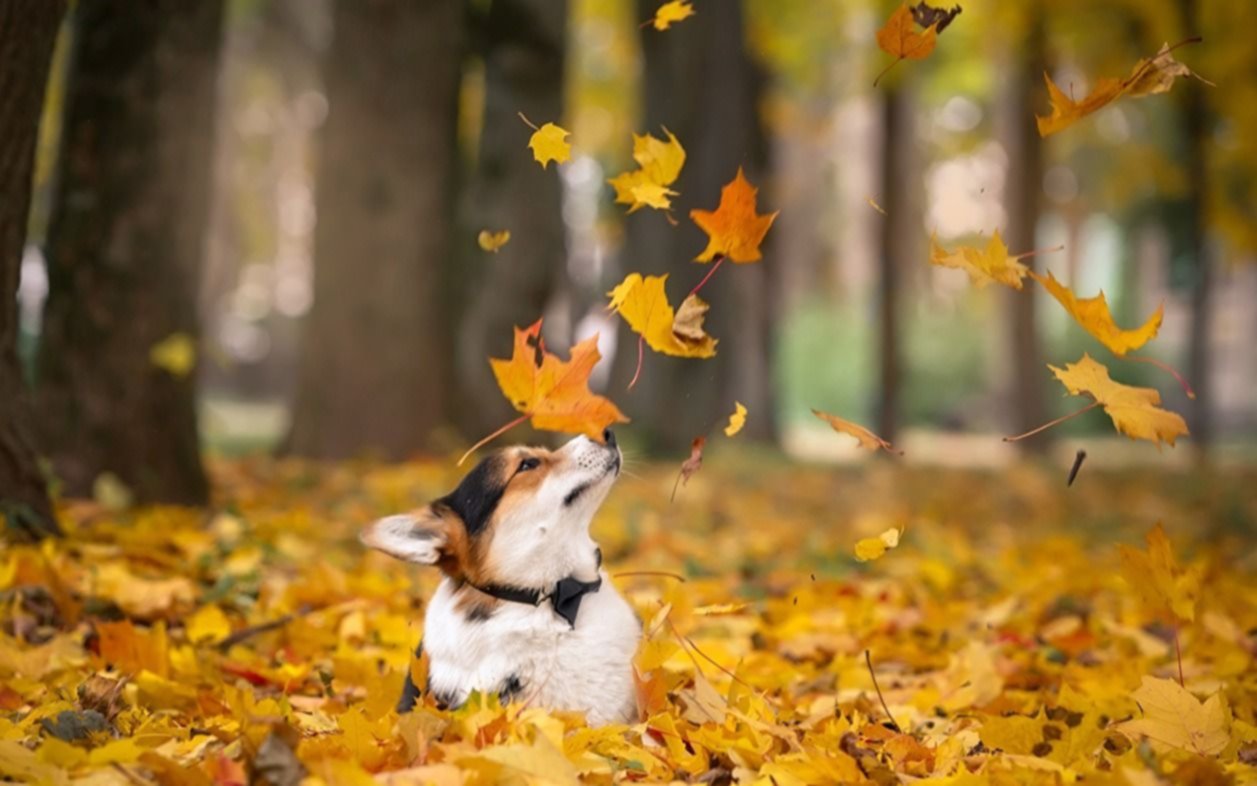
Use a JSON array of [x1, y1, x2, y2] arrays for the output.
[[361, 431, 621, 587]]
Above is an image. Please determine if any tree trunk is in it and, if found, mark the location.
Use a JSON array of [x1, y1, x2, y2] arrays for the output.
[[0, 0, 65, 539], [37, 0, 222, 505], [455, 0, 568, 438], [1180, 0, 1211, 454], [998, 5, 1048, 449], [875, 85, 910, 442], [608, 0, 773, 454], [287, 0, 462, 459]]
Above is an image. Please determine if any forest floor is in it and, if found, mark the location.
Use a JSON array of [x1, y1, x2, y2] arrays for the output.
[[1, 454, 1255, 785]]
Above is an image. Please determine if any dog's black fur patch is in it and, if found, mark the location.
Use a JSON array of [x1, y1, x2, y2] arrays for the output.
[[563, 482, 591, 507], [466, 605, 494, 623], [397, 641, 424, 713], [438, 454, 506, 536], [499, 673, 525, 704]]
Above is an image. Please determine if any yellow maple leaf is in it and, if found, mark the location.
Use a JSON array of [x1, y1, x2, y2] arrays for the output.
[[607, 273, 716, 358], [1048, 354, 1187, 448], [690, 167, 778, 263], [185, 604, 231, 644], [930, 231, 1030, 290], [149, 333, 195, 377], [724, 402, 747, 437], [811, 409, 901, 454], [1037, 42, 1206, 137], [854, 527, 901, 562], [1031, 270, 1162, 356], [651, 0, 694, 31], [527, 121, 570, 169], [1118, 523, 1200, 623], [1116, 676, 1231, 756], [609, 128, 686, 213], [488, 319, 628, 441], [477, 229, 510, 252], [876, 4, 937, 62]]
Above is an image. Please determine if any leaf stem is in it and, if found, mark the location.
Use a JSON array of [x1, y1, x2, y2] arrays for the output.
[[459, 413, 530, 465], [1174, 626, 1185, 687], [873, 56, 904, 88], [1127, 355, 1196, 400], [689, 255, 726, 297], [1012, 243, 1065, 261], [516, 111, 539, 131], [1003, 401, 1101, 443], [628, 335, 645, 390], [864, 649, 902, 733]]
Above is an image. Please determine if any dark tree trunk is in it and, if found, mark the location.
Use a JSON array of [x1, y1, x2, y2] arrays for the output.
[[455, 0, 568, 438], [998, 5, 1048, 449], [609, 0, 773, 454], [875, 85, 910, 443], [287, 0, 462, 459], [1180, 0, 1211, 453], [0, 0, 65, 539], [37, 0, 222, 505]]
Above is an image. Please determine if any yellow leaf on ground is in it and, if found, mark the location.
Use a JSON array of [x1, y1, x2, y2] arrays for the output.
[[724, 402, 747, 437], [1048, 354, 1187, 448], [489, 319, 628, 440], [149, 333, 195, 377], [1117, 676, 1231, 756], [811, 409, 901, 454], [607, 273, 717, 358], [651, 0, 695, 31], [930, 231, 1029, 290], [185, 604, 231, 644], [876, 4, 937, 62], [477, 229, 510, 252], [1031, 270, 1162, 356], [854, 527, 901, 562], [527, 122, 570, 169], [690, 167, 778, 263], [1037, 43, 1206, 136], [1118, 523, 1200, 623]]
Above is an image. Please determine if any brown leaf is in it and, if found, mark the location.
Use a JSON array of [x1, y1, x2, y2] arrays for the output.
[[671, 436, 706, 502]]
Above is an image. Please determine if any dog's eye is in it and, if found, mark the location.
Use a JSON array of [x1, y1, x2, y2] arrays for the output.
[[518, 457, 541, 472]]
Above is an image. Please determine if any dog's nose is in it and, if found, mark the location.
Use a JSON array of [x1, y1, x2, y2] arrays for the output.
[[602, 428, 617, 447]]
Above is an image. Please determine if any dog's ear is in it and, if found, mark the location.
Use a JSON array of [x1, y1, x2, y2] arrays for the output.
[[361, 505, 467, 575]]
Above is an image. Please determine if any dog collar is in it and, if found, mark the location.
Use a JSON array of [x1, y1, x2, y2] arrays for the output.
[[469, 573, 602, 628]]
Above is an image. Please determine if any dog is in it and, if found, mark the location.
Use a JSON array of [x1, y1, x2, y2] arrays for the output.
[[361, 430, 640, 726]]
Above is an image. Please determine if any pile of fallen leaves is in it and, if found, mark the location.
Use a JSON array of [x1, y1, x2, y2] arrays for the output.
[[2, 456, 1255, 785]]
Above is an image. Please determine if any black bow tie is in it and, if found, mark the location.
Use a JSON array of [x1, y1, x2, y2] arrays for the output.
[[469, 574, 603, 627]]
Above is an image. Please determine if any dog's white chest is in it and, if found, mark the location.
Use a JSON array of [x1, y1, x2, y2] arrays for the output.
[[422, 574, 640, 726]]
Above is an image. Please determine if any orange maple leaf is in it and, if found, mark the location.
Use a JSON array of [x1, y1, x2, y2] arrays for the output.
[[462, 320, 628, 463], [812, 409, 901, 454], [689, 167, 778, 264], [874, 3, 953, 86]]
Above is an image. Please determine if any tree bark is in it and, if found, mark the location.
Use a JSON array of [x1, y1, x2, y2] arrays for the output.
[[875, 85, 911, 442], [37, 0, 222, 505], [455, 0, 569, 438], [0, 0, 65, 539], [608, 0, 773, 453], [287, 0, 462, 459], [1180, 0, 1211, 453], [998, 4, 1048, 450]]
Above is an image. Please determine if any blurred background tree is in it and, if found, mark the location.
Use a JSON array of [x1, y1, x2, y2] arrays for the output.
[[6, 0, 1257, 519]]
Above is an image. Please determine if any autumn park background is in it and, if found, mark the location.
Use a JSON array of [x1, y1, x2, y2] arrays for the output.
[[1, 0, 1256, 784]]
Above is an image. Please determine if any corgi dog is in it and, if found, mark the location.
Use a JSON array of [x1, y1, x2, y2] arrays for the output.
[[361, 430, 640, 726]]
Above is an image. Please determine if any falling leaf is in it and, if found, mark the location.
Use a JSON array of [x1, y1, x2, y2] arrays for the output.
[[724, 402, 747, 437], [929, 231, 1031, 290], [1048, 354, 1188, 448], [526, 121, 571, 169], [671, 436, 705, 502], [874, 3, 940, 85], [477, 229, 510, 253], [1116, 676, 1230, 756], [650, 0, 695, 31], [149, 333, 196, 377], [854, 528, 902, 562], [1118, 523, 1200, 623], [690, 167, 778, 263], [867, 196, 888, 216], [609, 128, 686, 213], [1030, 271, 1162, 356], [92, 472, 133, 512], [812, 409, 901, 454], [488, 319, 628, 441], [1037, 41, 1208, 137], [607, 273, 717, 358], [909, 2, 962, 34]]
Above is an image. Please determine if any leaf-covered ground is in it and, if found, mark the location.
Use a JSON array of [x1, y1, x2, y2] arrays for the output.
[[2, 455, 1256, 785]]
